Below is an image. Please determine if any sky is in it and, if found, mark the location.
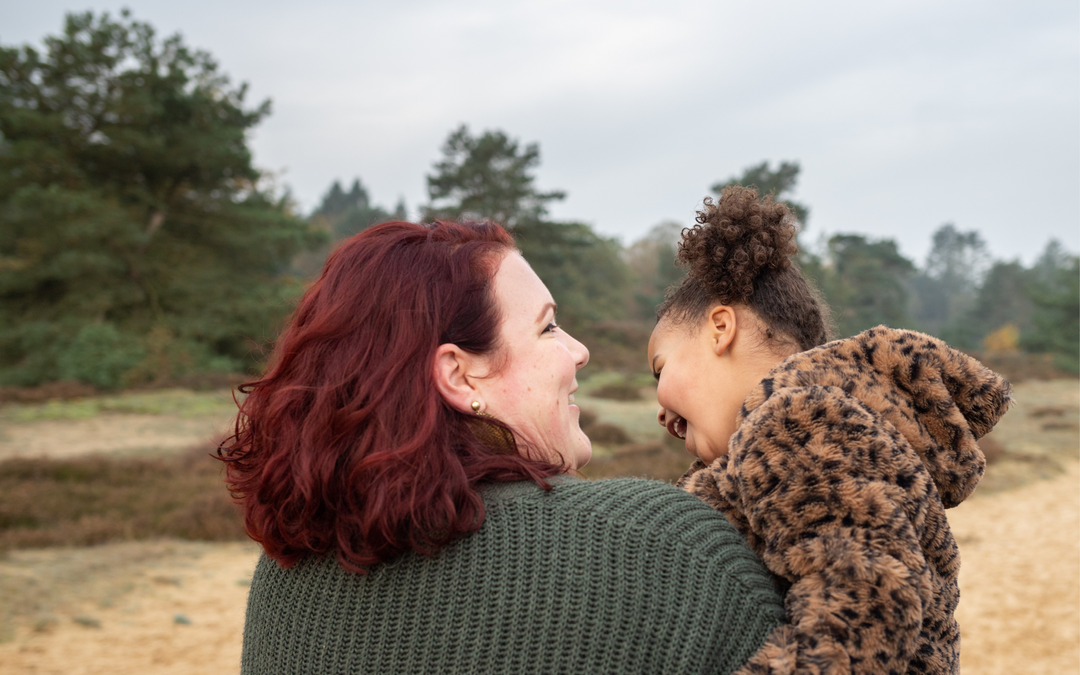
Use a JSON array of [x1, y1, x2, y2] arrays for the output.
[[3, 0, 1078, 265]]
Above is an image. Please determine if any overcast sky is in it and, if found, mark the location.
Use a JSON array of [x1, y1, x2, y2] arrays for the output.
[[3, 0, 1078, 264]]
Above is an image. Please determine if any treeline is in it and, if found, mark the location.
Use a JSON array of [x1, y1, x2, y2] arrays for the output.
[[315, 132, 1078, 374], [0, 11, 1076, 390]]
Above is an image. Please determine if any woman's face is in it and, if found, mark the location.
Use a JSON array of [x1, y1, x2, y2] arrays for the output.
[[481, 252, 591, 470]]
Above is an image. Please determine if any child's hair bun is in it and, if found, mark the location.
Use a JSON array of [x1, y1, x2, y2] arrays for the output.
[[678, 185, 799, 303]]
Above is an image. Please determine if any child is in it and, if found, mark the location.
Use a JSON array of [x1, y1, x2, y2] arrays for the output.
[[648, 187, 1011, 675]]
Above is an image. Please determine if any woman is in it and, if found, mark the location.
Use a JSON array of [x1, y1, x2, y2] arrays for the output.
[[222, 220, 784, 674], [648, 186, 1012, 674]]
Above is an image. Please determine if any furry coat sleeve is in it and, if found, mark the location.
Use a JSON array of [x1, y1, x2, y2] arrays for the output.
[[681, 385, 940, 675]]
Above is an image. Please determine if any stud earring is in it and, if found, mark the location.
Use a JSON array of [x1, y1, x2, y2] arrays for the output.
[[471, 401, 496, 419]]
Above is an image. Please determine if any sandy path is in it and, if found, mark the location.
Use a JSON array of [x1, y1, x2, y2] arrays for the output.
[[0, 542, 259, 675], [0, 414, 232, 461], [952, 459, 1080, 673]]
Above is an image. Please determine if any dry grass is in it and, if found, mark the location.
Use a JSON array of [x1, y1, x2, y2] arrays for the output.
[[0, 447, 245, 554]]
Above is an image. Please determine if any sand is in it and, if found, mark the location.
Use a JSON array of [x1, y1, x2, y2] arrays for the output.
[[0, 541, 259, 674]]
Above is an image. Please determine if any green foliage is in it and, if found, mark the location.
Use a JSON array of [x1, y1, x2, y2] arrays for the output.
[[814, 234, 916, 337], [425, 124, 566, 228], [711, 160, 810, 228], [0, 10, 322, 387], [312, 178, 403, 239], [56, 322, 144, 389], [909, 224, 990, 343], [624, 221, 685, 321], [514, 220, 629, 330], [1021, 242, 1079, 373], [948, 261, 1033, 350], [425, 125, 629, 333]]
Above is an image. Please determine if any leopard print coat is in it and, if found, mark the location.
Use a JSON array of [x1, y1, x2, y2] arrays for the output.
[[678, 327, 1012, 675]]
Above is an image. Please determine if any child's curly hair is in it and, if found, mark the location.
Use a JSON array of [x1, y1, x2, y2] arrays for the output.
[[659, 186, 830, 351]]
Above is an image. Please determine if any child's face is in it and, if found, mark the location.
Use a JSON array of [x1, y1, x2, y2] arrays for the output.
[[647, 316, 743, 464]]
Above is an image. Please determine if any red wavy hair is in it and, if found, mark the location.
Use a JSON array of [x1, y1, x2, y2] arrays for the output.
[[219, 220, 562, 573]]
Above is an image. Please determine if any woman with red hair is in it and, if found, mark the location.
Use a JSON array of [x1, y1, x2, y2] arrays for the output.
[[224, 220, 783, 674]]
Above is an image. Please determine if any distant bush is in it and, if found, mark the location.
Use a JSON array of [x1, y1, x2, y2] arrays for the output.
[[580, 437, 691, 483], [967, 351, 1074, 383], [978, 436, 1007, 464], [577, 408, 633, 445], [591, 381, 644, 401], [0, 448, 244, 553], [56, 323, 145, 390]]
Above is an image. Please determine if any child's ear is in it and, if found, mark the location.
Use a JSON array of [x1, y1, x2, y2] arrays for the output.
[[707, 304, 737, 357], [432, 344, 482, 414]]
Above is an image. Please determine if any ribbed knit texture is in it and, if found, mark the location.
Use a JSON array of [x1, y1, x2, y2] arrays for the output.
[[241, 477, 784, 675]]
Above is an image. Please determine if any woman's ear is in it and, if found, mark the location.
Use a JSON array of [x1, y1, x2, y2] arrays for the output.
[[433, 343, 482, 414], [708, 305, 737, 357]]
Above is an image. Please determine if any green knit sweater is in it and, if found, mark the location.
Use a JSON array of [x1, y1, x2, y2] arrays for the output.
[[241, 477, 784, 674]]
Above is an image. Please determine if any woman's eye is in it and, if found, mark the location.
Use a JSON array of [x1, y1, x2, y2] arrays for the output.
[[542, 321, 558, 334]]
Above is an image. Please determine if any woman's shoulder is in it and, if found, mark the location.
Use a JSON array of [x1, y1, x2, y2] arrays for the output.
[[246, 477, 784, 675], [482, 476, 768, 570]]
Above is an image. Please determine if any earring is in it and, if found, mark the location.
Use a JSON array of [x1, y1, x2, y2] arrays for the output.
[[469, 400, 513, 450], [471, 401, 496, 419]]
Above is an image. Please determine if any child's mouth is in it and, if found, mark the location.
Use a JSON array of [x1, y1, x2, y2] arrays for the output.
[[666, 414, 687, 440]]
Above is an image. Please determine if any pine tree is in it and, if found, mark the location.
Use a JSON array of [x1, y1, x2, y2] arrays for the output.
[[818, 234, 915, 337], [711, 161, 810, 228], [0, 11, 321, 387], [423, 125, 628, 331]]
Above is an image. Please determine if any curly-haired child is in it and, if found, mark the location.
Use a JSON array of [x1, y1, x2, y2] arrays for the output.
[[648, 186, 1012, 674]]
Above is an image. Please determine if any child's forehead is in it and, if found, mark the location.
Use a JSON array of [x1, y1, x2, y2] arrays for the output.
[[648, 323, 687, 366]]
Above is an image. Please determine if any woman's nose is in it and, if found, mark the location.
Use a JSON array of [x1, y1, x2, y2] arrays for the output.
[[657, 406, 667, 427], [564, 332, 590, 370]]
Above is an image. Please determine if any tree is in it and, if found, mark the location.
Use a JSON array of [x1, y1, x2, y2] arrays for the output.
[[424, 125, 566, 228], [909, 224, 990, 341], [624, 221, 685, 320], [312, 178, 403, 240], [0, 11, 321, 387], [818, 234, 915, 338], [949, 260, 1033, 350], [1021, 240, 1079, 373], [424, 125, 628, 332], [711, 161, 810, 228]]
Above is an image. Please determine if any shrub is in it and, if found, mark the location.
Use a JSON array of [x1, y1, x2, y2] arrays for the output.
[[0, 448, 244, 553]]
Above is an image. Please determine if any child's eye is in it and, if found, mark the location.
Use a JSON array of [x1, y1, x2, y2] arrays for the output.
[[542, 321, 558, 334]]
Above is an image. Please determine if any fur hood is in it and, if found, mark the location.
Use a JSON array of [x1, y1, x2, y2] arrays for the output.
[[737, 326, 1013, 508]]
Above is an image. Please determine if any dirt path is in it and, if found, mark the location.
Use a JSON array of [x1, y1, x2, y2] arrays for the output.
[[0, 415, 232, 461], [0, 541, 259, 675], [0, 389, 238, 461], [952, 459, 1080, 674]]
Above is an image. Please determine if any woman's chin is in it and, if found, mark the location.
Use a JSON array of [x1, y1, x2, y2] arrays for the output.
[[572, 427, 592, 470]]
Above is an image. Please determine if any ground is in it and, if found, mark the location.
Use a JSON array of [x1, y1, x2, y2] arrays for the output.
[[0, 379, 1076, 674]]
